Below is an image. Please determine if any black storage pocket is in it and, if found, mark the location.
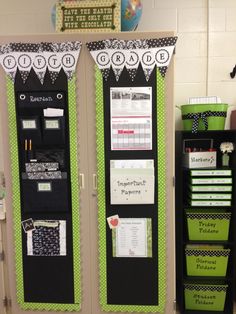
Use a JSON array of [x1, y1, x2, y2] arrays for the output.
[[21, 177, 69, 213], [35, 149, 65, 169], [43, 117, 65, 145], [19, 116, 42, 145]]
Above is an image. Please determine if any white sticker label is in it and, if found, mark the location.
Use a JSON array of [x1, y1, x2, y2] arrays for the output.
[[37, 182, 52, 192], [45, 119, 59, 129], [22, 119, 36, 129]]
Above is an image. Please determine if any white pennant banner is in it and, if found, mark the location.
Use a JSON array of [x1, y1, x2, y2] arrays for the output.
[[43, 51, 62, 84], [137, 48, 156, 82], [0, 45, 17, 81], [89, 49, 111, 81], [13, 52, 37, 83], [0, 41, 82, 84], [87, 37, 178, 82], [33, 53, 48, 84], [125, 50, 139, 81], [108, 49, 126, 81]]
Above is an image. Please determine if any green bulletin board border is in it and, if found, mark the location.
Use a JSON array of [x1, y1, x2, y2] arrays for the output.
[[7, 75, 81, 311], [95, 66, 167, 313]]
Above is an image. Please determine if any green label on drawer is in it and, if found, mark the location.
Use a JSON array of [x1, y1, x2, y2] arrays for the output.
[[190, 169, 232, 176], [185, 284, 227, 311], [187, 213, 231, 241]]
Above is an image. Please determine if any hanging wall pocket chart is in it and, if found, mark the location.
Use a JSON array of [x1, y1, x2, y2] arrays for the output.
[[0, 41, 82, 311], [87, 36, 177, 313]]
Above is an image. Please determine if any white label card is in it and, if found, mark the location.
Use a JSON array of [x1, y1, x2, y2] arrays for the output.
[[37, 182, 52, 192], [45, 119, 60, 129], [22, 119, 37, 129]]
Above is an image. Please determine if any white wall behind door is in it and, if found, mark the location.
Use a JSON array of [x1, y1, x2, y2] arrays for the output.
[[0, 0, 236, 162]]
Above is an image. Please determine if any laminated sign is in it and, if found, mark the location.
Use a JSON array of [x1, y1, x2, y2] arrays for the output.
[[56, 0, 121, 32]]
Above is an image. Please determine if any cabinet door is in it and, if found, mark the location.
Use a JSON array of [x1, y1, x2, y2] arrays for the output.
[[0, 34, 91, 314], [0, 31, 176, 314], [85, 32, 176, 314]]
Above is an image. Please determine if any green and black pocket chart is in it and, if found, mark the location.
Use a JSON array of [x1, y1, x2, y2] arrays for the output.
[[0, 41, 82, 311], [87, 36, 177, 312]]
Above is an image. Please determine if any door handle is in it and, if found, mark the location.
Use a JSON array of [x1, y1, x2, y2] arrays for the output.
[[79, 173, 85, 189]]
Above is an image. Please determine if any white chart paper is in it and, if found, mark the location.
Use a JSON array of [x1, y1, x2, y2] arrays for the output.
[[114, 218, 152, 258], [110, 87, 152, 150]]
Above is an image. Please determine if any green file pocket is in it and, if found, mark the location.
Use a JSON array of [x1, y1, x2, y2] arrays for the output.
[[185, 247, 230, 277], [184, 283, 228, 311], [19, 116, 42, 145], [186, 211, 231, 241], [43, 116, 65, 145], [21, 177, 69, 213]]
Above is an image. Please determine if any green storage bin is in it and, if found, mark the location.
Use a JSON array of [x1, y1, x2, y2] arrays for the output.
[[184, 283, 228, 311], [186, 212, 231, 241], [185, 247, 230, 276], [181, 103, 228, 131]]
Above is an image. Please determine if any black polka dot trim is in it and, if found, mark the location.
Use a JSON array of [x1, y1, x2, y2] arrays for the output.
[[147, 36, 178, 48], [86, 40, 105, 51], [185, 248, 230, 257], [185, 284, 228, 293]]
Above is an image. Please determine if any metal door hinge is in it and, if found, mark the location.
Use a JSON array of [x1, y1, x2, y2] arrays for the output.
[[3, 297, 11, 308], [0, 250, 5, 261]]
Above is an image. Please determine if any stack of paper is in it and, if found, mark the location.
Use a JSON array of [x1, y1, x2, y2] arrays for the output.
[[110, 159, 155, 205]]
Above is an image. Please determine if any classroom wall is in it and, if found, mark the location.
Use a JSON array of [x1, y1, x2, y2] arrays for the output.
[[138, 0, 236, 129], [0, 0, 236, 170]]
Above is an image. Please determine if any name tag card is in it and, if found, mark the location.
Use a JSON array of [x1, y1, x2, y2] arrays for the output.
[[22, 119, 37, 129], [45, 119, 60, 129], [37, 182, 52, 192]]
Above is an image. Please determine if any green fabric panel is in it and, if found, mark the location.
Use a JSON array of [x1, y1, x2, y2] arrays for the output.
[[96, 66, 167, 312], [7, 75, 81, 311]]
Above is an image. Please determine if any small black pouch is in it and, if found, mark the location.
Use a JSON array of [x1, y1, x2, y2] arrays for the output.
[[21, 176, 69, 213], [19, 116, 42, 145], [42, 116, 65, 145], [35, 150, 65, 169]]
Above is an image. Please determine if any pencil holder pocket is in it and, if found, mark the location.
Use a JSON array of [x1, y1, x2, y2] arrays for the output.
[[21, 176, 69, 213], [42, 117, 65, 145], [19, 116, 42, 145]]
